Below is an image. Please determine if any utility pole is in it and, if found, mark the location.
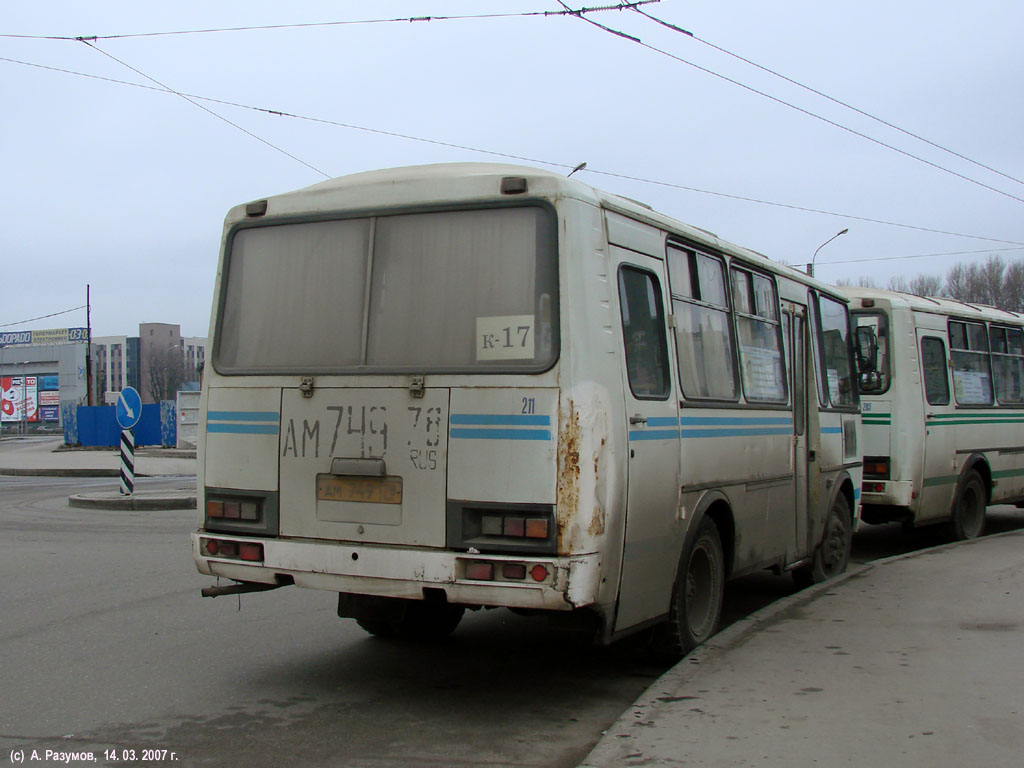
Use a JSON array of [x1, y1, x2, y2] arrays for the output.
[[86, 284, 93, 406]]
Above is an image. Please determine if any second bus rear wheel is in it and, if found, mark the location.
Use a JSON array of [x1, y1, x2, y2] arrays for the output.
[[793, 493, 852, 589], [357, 601, 465, 640], [950, 470, 986, 541], [652, 516, 725, 660]]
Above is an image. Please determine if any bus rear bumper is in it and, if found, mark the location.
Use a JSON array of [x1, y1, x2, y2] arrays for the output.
[[860, 479, 913, 508], [191, 532, 601, 612]]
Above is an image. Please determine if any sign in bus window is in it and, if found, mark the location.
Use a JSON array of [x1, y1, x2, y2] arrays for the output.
[[476, 316, 535, 361], [949, 320, 993, 405]]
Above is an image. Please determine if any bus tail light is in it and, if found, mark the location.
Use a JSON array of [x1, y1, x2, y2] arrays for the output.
[[451, 503, 556, 555], [459, 558, 551, 584], [465, 562, 495, 581], [863, 457, 891, 479], [201, 537, 263, 563], [863, 482, 885, 494], [207, 498, 261, 521]]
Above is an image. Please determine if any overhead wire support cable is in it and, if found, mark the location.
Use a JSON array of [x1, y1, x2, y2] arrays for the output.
[[1, 305, 88, 329], [0, 3, 659, 41], [632, 8, 1024, 190], [3, 52, 1022, 248], [560, 4, 1024, 206], [77, 40, 330, 178]]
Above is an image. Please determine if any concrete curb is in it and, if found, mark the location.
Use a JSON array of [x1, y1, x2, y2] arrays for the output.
[[1, 467, 135, 478], [68, 491, 197, 511], [578, 529, 1024, 768]]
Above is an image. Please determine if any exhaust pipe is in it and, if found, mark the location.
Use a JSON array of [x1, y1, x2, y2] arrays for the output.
[[201, 581, 283, 598]]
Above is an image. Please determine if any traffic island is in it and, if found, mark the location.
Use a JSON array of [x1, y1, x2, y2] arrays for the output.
[[68, 489, 197, 511]]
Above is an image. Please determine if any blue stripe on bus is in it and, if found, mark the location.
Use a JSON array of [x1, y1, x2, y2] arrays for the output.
[[630, 427, 794, 441], [207, 423, 279, 435], [450, 414, 551, 426], [820, 426, 844, 434], [207, 411, 279, 422], [450, 428, 552, 441]]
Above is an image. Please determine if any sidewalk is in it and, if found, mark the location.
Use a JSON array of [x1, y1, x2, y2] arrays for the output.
[[0, 436, 197, 510], [580, 531, 1024, 768], [0, 436, 196, 477]]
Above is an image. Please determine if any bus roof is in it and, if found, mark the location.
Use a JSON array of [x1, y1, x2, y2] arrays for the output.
[[842, 285, 1024, 324], [233, 162, 847, 300]]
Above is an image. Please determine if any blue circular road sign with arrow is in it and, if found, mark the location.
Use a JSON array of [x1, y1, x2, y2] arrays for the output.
[[116, 386, 142, 430]]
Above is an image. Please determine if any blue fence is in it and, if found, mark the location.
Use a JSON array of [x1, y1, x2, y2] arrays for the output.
[[62, 402, 177, 447]]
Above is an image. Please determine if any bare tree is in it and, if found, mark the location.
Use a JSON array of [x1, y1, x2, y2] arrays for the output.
[[945, 262, 969, 301], [908, 274, 943, 297], [147, 346, 186, 403], [1003, 261, 1024, 313], [887, 275, 910, 293], [836, 275, 880, 288]]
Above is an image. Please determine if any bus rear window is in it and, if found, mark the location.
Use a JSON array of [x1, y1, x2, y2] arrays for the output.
[[215, 206, 558, 374]]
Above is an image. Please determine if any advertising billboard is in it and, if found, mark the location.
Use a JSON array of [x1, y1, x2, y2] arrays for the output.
[[1, 376, 39, 422], [0, 328, 89, 346]]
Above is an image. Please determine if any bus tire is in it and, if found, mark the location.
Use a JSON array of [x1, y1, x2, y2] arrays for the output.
[[793, 493, 852, 588], [950, 470, 986, 541], [652, 516, 725, 660], [357, 601, 465, 641]]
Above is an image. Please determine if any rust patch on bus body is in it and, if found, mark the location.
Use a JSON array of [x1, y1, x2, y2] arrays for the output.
[[557, 403, 581, 552], [589, 437, 607, 536]]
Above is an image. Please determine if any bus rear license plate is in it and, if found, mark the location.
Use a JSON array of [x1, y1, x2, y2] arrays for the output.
[[316, 475, 403, 505]]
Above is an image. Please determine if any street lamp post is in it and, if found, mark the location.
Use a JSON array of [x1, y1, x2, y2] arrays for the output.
[[807, 228, 849, 278]]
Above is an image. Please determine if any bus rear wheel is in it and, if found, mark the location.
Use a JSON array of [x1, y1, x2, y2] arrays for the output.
[[793, 493, 852, 588], [950, 470, 986, 541], [652, 516, 725, 660]]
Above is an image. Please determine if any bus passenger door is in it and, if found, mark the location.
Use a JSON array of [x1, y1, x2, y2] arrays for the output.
[[784, 302, 810, 562], [613, 252, 681, 633], [916, 330, 957, 521]]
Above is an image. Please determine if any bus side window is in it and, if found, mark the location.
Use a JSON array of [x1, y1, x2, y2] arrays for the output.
[[731, 267, 786, 403], [921, 337, 950, 406], [990, 326, 1024, 404], [618, 266, 671, 399], [949, 320, 993, 405], [667, 245, 738, 401]]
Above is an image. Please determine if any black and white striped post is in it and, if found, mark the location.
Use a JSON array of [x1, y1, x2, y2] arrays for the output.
[[120, 427, 135, 495], [115, 386, 143, 497]]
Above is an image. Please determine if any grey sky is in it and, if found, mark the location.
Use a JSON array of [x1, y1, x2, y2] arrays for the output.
[[3, 1, 1022, 338]]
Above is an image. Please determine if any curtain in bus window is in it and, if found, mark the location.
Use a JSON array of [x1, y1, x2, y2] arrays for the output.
[[949, 320, 993, 405], [367, 207, 554, 368], [618, 267, 670, 398], [667, 246, 737, 400], [990, 326, 1024, 404], [817, 295, 855, 407], [920, 337, 950, 406], [219, 219, 370, 370], [675, 303, 737, 399]]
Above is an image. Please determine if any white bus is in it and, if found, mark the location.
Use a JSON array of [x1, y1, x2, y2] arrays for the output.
[[193, 163, 861, 656], [844, 287, 1024, 538]]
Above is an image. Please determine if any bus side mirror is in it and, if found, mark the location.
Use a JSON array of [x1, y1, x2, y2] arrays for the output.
[[855, 326, 878, 373]]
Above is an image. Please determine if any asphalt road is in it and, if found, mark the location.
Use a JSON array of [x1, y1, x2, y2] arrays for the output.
[[2, 476, 1021, 768]]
